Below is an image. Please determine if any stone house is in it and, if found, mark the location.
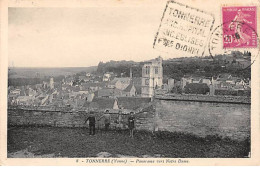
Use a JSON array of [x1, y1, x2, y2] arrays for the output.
[[181, 75, 211, 89], [123, 83, 136, 97], [108, 78, 131, 90]]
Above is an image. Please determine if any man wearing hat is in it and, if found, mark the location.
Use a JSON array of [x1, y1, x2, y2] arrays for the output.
[[85, 111, 96, 135]]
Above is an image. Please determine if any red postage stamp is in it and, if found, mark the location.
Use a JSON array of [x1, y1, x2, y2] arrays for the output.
[[222, 6, 257, 48]]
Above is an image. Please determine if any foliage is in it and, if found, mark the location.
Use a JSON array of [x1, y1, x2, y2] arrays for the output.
[[96, 58, 251, 81], [97, 60, 142, 77], [170, 85, 182, 94], [184, 83, 210, 94]]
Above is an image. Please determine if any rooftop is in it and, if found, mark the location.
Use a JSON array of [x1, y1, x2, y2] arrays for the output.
[[84, 97, 117, 110], [117, 97, 151, 110]]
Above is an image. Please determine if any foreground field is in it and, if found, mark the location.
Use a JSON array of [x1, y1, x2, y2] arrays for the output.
[[8, 126, 250, 158]]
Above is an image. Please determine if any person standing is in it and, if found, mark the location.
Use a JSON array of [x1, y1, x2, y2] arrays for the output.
[[85, 111, 96, 135], [98, 110, 111, 131], [128, 112, 135, 138], [116, 109, 124, 131]]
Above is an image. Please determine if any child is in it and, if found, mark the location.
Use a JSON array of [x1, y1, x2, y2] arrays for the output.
[[128, 112, 135, 138]]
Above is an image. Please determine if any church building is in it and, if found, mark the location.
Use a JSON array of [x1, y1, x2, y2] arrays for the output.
[[141, 56, 163, 97]]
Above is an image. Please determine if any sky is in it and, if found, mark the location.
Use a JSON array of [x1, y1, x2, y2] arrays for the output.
[[8, 6, 165, 67], [9, 0, 255, 68]]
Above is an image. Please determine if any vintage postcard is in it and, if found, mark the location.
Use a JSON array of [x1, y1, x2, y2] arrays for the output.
[[0, 0, 260, 166]]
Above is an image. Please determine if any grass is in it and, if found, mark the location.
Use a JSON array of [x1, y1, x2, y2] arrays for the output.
[[7, 126, 250, 158]]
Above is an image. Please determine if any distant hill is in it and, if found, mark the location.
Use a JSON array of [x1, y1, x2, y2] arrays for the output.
[[96, 56, 251, 81], [8, 66, 97, 79], [96, 60, 142, 77]]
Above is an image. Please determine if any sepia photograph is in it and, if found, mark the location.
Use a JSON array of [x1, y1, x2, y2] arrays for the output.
[[1, 0, 260, 166]]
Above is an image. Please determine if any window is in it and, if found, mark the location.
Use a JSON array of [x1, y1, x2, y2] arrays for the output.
[[155, 67, 159, 74], [145, 79, 149, 85], [146, 66, 150, 75]]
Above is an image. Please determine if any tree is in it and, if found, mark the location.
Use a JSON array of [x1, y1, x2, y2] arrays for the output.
[[171, 85, 182, 94]]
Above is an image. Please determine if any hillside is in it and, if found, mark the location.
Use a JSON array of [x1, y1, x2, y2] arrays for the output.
[[8, 66, 97, 86], [96, 56, 251, 81], [8, 66, 97, 79]]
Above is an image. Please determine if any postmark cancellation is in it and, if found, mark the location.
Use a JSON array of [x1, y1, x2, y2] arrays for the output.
[[153, 1, 215, 57]]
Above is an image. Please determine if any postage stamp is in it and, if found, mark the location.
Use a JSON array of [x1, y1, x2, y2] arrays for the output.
[[222, 6, 257, 48], [153, 1, 215, 56], [208, 5, 259, 66]]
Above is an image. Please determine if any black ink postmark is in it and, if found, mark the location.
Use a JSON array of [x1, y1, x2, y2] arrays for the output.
[[153, 0, 215, 56]]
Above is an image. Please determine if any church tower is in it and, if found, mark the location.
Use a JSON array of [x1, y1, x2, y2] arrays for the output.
[[141, 56, 163, 97], [50, 77, 54, 89]]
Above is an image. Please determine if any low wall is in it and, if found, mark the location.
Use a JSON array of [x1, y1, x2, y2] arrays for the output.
[[8, 108, 131, 129], [155, 94, 251, 104], [8, 98, 250, 141], [8, 109, 88, 127], [152, 100, 250, 140]]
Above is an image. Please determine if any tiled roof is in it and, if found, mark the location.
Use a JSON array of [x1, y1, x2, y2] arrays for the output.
[[83, 97, 116, 110], [123, 83, 135, 92], [109, 78, 131, 85], [97, 88, 124, 97], [117, 97, 151, 110], [108, 79, 118, 85], [81, 82, 107, 88]]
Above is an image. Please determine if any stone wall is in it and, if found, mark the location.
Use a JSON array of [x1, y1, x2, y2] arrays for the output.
[[8, 108, 130, 129], [8, 99, 250, 141], [152, 100, 250, 140], [8, 109, 88, 127], [155, 94, 251, 104]]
